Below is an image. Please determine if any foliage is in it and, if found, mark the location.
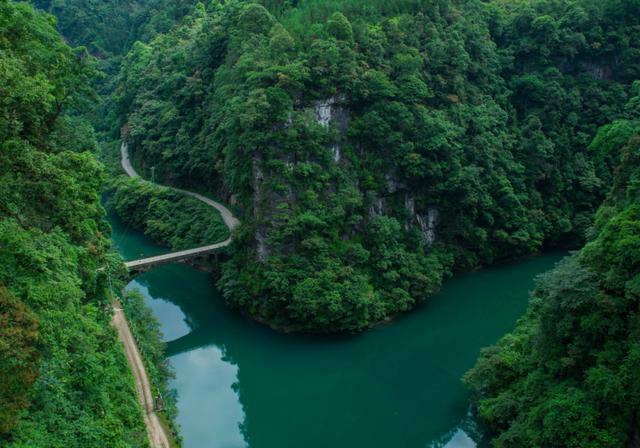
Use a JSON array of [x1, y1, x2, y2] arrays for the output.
[[109, 0, 640, 331], [30, 0, 195, 59], [0, 287, 39, 436], [464, 107, 640, 447], [107, 175, 229, 250], [0, 2, 147, 445], [10, 0, 640, 443]]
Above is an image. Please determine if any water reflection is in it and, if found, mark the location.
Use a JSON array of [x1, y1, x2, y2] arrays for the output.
[[441, 429, 476, 448], [171, 347, 246, 448], [123, 253, 565, 448], [126, 281, 190, 341]]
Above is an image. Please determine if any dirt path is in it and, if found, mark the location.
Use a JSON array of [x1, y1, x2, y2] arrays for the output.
[[112, 306, 171, 448]]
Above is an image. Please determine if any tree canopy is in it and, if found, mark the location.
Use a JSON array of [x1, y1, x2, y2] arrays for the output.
[[109, 0, 640, 331], [0, 1, 147, 445], [465, 88, 640, 447]]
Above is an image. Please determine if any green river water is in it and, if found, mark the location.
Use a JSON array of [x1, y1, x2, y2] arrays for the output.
[[108, 208, 566, 448]]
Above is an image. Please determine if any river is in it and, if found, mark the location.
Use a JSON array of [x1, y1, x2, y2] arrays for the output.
[[108, 208, 565, 448]]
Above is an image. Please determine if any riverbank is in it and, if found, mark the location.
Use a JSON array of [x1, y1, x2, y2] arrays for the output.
[[105, 140, 571, 448], [119, 244, 566, 448], [107, 197, 568, 448], [104, 148, 569, 447]]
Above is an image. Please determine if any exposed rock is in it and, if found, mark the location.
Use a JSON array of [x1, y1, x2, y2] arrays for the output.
[[368, 197, 387, 217], [405, 194, 439, 246], [405, 195, 416, 216], [386, 170, 406, 194], [252, 157, 265, 184], [331, 143, 340, 162], [420, 207, 439, 246], [312, 96, 349, 163], [283, 153, 295, 169], [251, 156, 269, 261], [255, 229, 269, 262], [583, 62, 611, 80], [314, 98, 334, 128]]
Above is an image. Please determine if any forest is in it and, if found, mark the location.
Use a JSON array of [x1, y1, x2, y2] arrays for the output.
[[0, 1, 149, 445], [465, 87, 640, 447], [109, 0, 640, 332], [1, 0, 639, 446]]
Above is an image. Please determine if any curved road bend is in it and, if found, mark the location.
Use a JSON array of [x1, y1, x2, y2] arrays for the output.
[[120, 142, 239, 230], [114, 141, 240, 448]]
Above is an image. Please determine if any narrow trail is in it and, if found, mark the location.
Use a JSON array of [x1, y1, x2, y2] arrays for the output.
[[113, 307, 171, 448], [113, 141, 240, 448]]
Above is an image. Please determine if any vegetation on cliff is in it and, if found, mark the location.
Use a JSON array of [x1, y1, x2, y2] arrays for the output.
[[112, 0, 639, 331], [7, 0, 640, 444], [465, 86, 640, 447], [0, 1, 147, 445]]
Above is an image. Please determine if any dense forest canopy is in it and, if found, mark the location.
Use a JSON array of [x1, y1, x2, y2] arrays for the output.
[[0, 1, 147, 445], [110, 0, 639, 332], [30, 0, 195, 58], [465, 87, 640, 447], [3, 0, 640, 445]]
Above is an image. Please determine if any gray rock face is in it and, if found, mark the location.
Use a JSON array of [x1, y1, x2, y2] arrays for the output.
[[251, 157, 268, 261], [421, 207, 439, 246], [405, 194, 439, 246], [255, 229, 269, 262], [368, 197, 387, 218], [252, 151, 297, 262], [404, 195, 416, 216], [385, 170, 406, 194], [583, 62, 611, 80], [313, 97, 349, 163], [252, 158, 264, 184], [251, 97, 353, 263], [314, 98, 334, 128], [331, 143, 340, 162]]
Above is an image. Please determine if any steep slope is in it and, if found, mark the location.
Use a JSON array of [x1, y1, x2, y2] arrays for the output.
[[31, 0, 195, 58], [464, 84, 640, 447], [113, 0, 640, 331], [0, 2, 148, 446]]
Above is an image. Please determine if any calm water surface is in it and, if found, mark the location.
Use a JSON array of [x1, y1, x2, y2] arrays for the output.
[[110, 209, 565, 448]]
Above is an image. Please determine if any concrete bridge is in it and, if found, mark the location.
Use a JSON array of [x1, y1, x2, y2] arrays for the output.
[[124, 237, 232, 272], [120, 142, 239, 272]]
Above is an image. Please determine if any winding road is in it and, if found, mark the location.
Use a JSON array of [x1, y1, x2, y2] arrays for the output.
[[121, 142, 239, 271], [114, 141, 239, 448]]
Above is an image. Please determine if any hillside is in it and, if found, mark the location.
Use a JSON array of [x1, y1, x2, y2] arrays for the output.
[[4, 0, 640, 446], [0, 1, 148, 446], [112, 0, 639, 331], [465, 88, 640, 447]]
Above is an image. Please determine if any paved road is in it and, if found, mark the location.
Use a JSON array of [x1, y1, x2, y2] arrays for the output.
[[120, 142, 239, 270], [120, 142, 139, 178]]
